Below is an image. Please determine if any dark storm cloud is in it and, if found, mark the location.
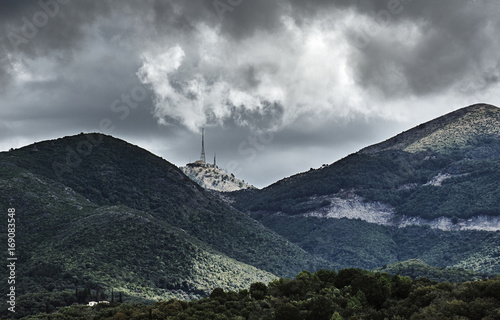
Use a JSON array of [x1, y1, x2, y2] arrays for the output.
[[149, 0, 209, 35], [214, 0, 285, 39], [2, 1, 111, 57], [0, 57, 11, 90], [0, 1, 114, 95], [0, 0, 39, 19], [347, 0, 500, 97]]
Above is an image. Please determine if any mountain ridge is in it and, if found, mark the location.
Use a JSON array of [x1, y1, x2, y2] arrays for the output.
[[360, 103, 500, 154]]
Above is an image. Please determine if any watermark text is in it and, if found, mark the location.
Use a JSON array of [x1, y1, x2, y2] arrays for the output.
[[6, 207, 17, 313]]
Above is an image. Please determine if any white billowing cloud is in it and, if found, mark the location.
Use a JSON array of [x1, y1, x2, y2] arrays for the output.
[[137, 12, 377, 133], [137, 42, 273, 132], [137, 45, 203, 129]]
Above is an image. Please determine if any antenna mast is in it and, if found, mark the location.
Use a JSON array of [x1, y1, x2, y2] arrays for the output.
[[200, 128, 206, 163]]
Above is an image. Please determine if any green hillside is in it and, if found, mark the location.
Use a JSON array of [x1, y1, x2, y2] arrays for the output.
[[231, 104, 500, 220], [232, 148, 500, 220], [0, 133, 326, 318], [256, 215, 500, 276]]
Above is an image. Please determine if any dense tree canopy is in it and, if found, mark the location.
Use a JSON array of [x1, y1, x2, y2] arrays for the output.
[[23, 269, 500, 320]]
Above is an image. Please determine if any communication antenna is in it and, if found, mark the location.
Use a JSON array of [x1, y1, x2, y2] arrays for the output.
[[200, 128, 206, 163]]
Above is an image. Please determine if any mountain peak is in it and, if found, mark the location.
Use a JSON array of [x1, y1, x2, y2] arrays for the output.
[[361, 103, 500, 154], [181, 162, 256, 192]]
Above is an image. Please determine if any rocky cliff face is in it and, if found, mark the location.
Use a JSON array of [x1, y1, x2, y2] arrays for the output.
[[303, 192, 500, 231], [181, 161, 256, 192]]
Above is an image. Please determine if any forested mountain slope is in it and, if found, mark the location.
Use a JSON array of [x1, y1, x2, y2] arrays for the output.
[[232, 104, 500, 227], [0, 133, 326, 318], [229, 104, 500, 277]]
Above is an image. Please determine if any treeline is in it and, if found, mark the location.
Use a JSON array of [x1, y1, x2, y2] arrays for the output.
[[6, 284, 121, 318], [23, 269, 500, 320]]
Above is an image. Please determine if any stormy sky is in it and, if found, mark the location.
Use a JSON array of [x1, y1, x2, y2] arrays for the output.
[[2, 0, 500, 188]]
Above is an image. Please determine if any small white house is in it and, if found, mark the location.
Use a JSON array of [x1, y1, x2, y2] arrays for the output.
[[88, 301, 110, 307]]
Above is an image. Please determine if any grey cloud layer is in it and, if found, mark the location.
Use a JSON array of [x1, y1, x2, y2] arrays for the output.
[[3, 1, 499, 99]]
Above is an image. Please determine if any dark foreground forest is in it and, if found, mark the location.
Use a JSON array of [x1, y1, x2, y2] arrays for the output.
[[22, 268, 500, 320]]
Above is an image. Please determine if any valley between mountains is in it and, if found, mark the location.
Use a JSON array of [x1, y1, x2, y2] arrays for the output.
[[2, 104, 500, 318]]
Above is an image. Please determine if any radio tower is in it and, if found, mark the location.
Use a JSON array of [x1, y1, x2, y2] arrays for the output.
[[200, 128, 206, 163]]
